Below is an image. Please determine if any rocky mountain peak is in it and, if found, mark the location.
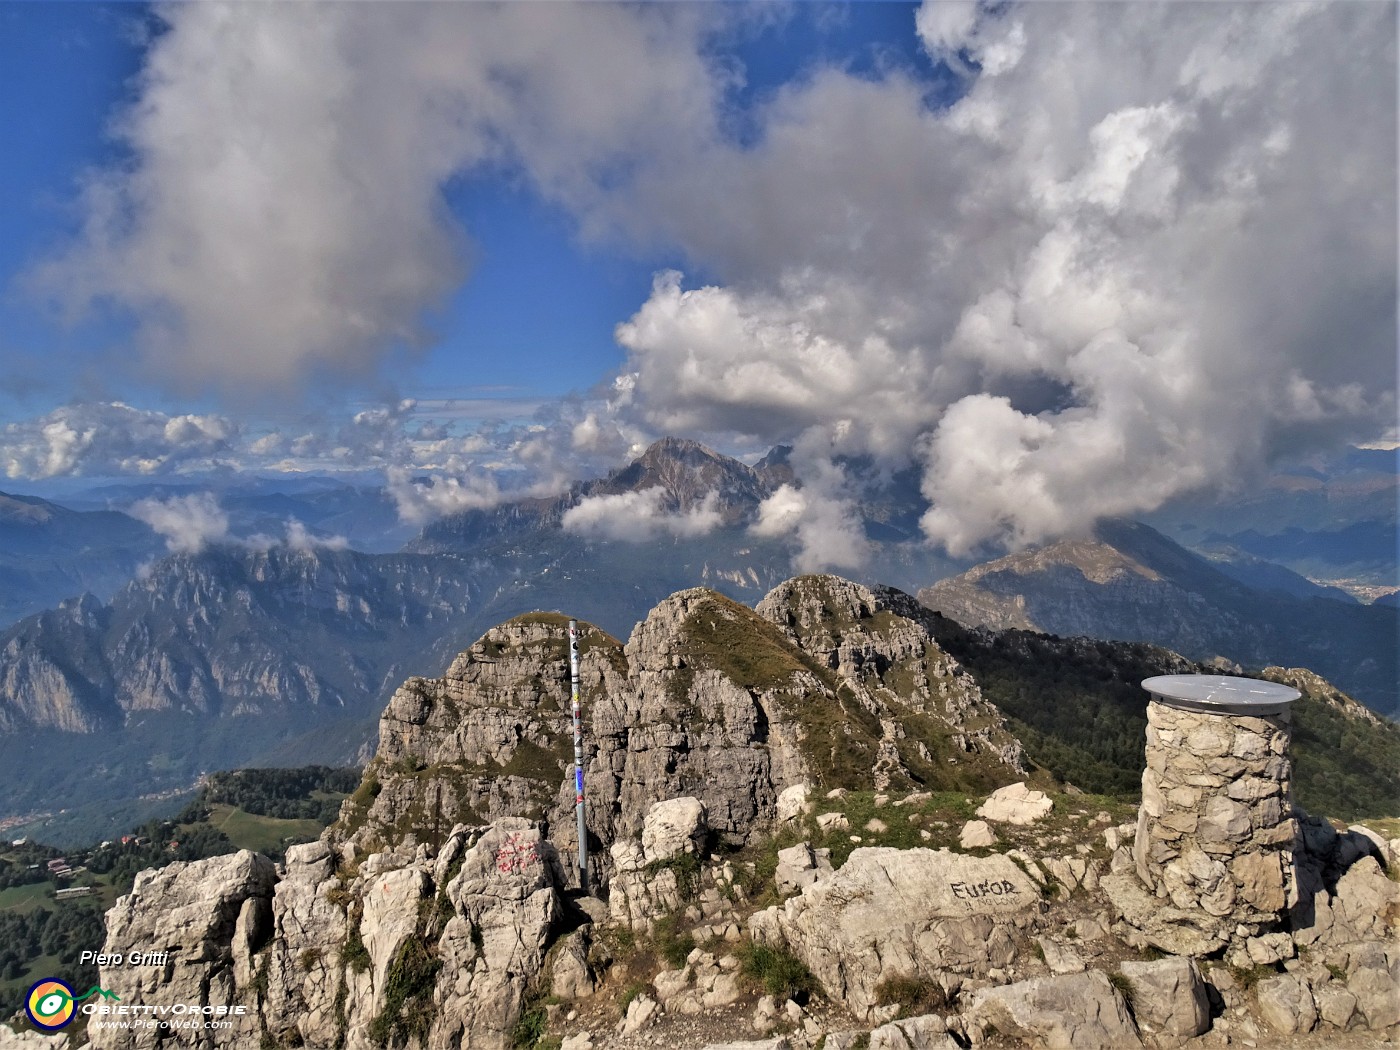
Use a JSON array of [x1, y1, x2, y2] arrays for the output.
[[334, 576, 1027, 878], [600, 438, 771, 522]]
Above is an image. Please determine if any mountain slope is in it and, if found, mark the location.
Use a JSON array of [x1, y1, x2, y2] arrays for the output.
[[927, 612, 1400, 820], [0, 546, 490, 828], [919, 518, 1399, 716], [0, 491, 161, 628]]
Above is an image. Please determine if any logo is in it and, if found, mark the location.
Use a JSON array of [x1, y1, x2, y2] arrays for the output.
[[25, 978, 120, 1032]]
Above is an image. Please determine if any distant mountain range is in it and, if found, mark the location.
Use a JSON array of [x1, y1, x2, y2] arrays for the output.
[[0, 438, 1394, 838], [919, 518, 1398, 717], [1145, 445, 1398, 599], [0, 491, 162, 627]]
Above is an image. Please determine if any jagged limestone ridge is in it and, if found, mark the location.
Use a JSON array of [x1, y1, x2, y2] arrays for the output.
[[331, 574, 1029, 878]]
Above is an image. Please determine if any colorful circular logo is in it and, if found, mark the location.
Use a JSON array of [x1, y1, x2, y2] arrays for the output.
[[26, 978, 76, 1031]]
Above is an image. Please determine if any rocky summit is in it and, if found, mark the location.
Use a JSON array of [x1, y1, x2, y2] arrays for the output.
[[59, 575, 1399, 1050]]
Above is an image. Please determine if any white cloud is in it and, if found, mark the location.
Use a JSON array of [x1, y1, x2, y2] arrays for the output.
[[31, 3, 729, 397], [2, 403, 237, 480], [562, 487, 721, 543], [285, 519, 349, 552], [384, 468, 505, 527], [751, 484, 805, 538], [607, 1, 1396, 554], [129, 493, 229, 554], [22, 2, 1395, 556]]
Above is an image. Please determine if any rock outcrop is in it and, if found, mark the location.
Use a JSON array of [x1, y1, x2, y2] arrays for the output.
[[89, 850, 276, 1050], [749, 848, 1041, 1019], [93, 820, 566, 1050], [340, 577, 1027, 888]]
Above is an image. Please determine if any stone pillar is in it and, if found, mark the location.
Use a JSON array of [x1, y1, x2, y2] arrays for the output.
[[1109, 675, 1301, 958]]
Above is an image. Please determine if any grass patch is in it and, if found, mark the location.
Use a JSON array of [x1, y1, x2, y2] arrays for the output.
[[1229, 962, 1278, 992], [873, 973, 946, 1018], [509, 1003, 549, 1049], [0, 882, 56, 914], [206, 803, 324, 856], [341, 907, 370, 974], [737, 940, 819, 1003], [653, 914, 697, 969], [368, 937, 441, 1045]]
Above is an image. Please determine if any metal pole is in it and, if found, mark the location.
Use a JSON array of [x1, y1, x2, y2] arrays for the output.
[[569, 619, 587, 891]]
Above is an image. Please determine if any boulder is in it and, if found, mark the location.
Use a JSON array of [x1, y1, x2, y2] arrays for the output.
[[1348, 956, 1400, 1030], [1314, 982, 1357, 1029], [549, 930, 596, 999], [959, 820, 996, 849], [1117, 957, 1210, 1043], [774, 842, 832, 895], [1255, 973, 1317, 1035], [642, 796, 708, 863], [750, 847, 1038, 1018], [618, 993, 660, 1036], [976, 782, 1053, 825], [869, 1013, 961, 1049], [432, 819, 563, 1048], [1035, 937, 1085, 975], [777, 783, 811, 823], [964, 970, 1143, 1049]]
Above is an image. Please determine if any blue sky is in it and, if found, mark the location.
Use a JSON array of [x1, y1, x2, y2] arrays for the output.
[[0, 1, 1393, 562]]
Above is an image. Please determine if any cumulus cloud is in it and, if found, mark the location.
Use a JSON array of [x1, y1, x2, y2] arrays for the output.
[[751, 484, 806, 538], [385, 467, 506, 527], [27, 2, 1396, 555], [610, 1, 1396, 554], [562, 488, 721, 543], [129, 493, 230, 554], [284, 519, 349, 552], [1, 403, 237, 479], [31, 3, 728, 397]]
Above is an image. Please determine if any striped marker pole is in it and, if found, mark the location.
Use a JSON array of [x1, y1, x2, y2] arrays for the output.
[[569, 619, 587, 891]]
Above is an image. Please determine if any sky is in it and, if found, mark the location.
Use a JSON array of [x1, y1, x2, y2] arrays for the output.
[[0, 1, 1395, 567]]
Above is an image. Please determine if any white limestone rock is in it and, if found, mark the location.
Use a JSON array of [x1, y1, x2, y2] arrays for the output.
[[869, 1013, 961, 1049], [959, 820, 997, 849], [774, 842, 833, 895], [976, 783, 1053, 826], [1117, 957, 1210, 1044], [1255, 973, 1317, 1035], [964, 970, 1143, 1049], [642, 796, 708, 863], [91, 850, 276, 1050], [1034, 937, 1085, 975], [749, 847, 1038, 1019], [777, 783, 812, 823]]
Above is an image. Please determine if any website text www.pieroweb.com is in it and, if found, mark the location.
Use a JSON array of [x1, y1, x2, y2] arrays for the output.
[[23, 954, 247, 1036]]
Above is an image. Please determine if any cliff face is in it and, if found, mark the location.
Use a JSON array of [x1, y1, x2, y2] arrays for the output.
[[340, 576, 1026, 886]]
